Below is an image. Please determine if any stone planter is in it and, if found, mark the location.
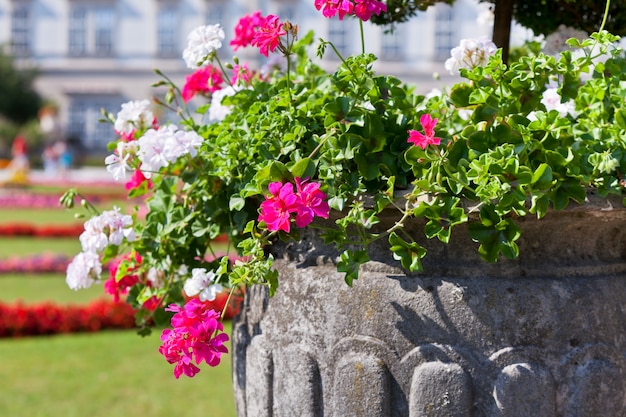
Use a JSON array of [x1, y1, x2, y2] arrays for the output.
[[232, 194, 626, 417]]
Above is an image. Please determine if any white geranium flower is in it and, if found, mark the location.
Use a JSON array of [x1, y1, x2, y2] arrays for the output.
[[114, 99, 154, 135], [445, 37, 498, 75], [101, 207, 136, 245], [137, 125, 176, 176], [163, 129, 204, 160], [208, 86, 239, 123], [66, 252, 102, 290], [183, 24, 225, 69], [79, 217, 109, 253], [541, 88, 577, 118], [105, 141, 138, 181], [79, 207, 135, 253], [137, 125, 203, 176], [184, 268, 223, 302]]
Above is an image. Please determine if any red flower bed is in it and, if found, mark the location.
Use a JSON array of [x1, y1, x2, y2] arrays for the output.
[[0, 223, 85, 237], [0, 292, 242, 338], [0, 299, 137, 337], [0, 253, 72, 274]]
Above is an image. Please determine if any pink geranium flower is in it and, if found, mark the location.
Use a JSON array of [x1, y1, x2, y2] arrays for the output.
[[353, 0, 387, 21], [258, 178, 330, 232], [181, 65, 224, 102], [258, 181, 299, 232], [230, 11, 265, 50], [250, 15, 287, 57], [294, 178, 330, 228], [408, 114, 442, 150], [232, 63, 254, 85], [159, 299, 229, 378], [315, 0, 354, 20], [125, 169, 152, 191], [104, 252, 142, 302]]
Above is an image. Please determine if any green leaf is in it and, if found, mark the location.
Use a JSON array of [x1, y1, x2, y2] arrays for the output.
[[467, 219, 521, 263], [616, 110, 626, 130], [388, 232, 426, 272], [256, 161, 292, 184], [531, 163, 553, 189], [152, 307, 172, 327], [337, 250, 370, 286], [229, 195, 246, 211], [551, 180, 586, 210], [291, 157, 317, 179], [449, 84, 472, 107]]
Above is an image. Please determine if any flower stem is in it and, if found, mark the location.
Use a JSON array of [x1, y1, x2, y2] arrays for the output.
[[598, 0, 611, 33], [220, 286, 237, 322], [214, 55, 234, 88], [359, 20, 365, 54]]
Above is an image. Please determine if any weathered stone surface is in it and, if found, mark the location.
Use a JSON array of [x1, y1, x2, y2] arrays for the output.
[[333, 353, 390, 417], [492, 363, 556, 417], [273, 345, 322, 417], [232, 197, 626, 416], [409, 362, 472, 417]]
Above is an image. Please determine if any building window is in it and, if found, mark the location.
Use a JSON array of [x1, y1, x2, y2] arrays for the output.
[[68, 5, 116, 57], [69, 7, 87, 55], [206, 4, 224, 24], [11, 3, 31, 56], [67, 95, 122, 150], [94, 7, 115, 55], [434, 5, 454, 59], [277, 5, 296, 21], [381, 29, 403, 60], [157, 5, 178, 57], [328, 19, 349, 58]]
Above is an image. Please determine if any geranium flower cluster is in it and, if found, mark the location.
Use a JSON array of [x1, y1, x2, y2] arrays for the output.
[[444, 36, 498, 74], [314, 0, 387, 21], [539, 87, 578, 118], [66, 207, 135, 291], [105, 111, 204, 181], [408, 114, 442, 150], [181, 65, 224, 102], [182, 24, 225, 69], [183, 268, 223, 302], [227, 11, 297, 58], [258, 178, 331, 233], [230, 11, 265, 50], [104, 252, 142, 302], [158, 299, 229, 378], [113, 99, 156, 136]]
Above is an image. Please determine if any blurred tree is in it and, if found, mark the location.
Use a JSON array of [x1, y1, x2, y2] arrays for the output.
[[0, 48, 43, 124]]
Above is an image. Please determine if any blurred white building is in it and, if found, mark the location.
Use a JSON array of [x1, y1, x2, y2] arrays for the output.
[[0, 0, 503, 152]]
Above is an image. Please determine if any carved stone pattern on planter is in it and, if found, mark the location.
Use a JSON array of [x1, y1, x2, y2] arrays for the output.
[[232, 199, 626, 417]]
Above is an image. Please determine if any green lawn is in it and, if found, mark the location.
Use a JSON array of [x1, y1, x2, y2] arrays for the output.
[[0, 274, 104, 304], [0, 201, 139, 225], [0, 325, 237, 417], [0, 207, 80, 224], [27, 183, 126, 196], [0, 237, 81, 257]]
